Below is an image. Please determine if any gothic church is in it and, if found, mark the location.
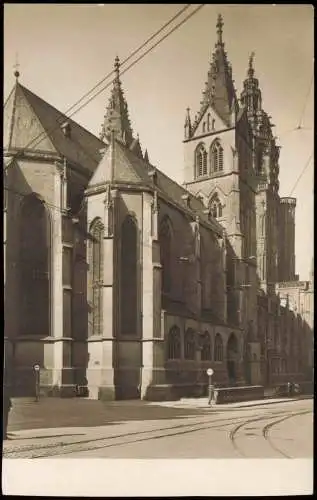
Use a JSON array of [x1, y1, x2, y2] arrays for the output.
[[3, 15, 313, 399]]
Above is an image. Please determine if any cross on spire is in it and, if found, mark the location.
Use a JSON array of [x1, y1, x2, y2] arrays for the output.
[[216, 14, 223, 44], [14, 52, 20, 80]]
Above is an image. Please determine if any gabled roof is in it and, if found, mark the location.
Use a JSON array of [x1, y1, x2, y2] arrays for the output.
[[4, 81, 105, 174], [88, 136, 224, 235]]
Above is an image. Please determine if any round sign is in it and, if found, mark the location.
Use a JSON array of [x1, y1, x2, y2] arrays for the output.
[[206, 368, 214, 376], [33, 364, 40, 371]]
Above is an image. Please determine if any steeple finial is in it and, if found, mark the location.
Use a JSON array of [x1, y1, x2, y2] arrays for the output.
[[14, 52, 20, 81], [216, 14, 224, 44], [248, 52, 255, 78], [114, 55, 120, 80]]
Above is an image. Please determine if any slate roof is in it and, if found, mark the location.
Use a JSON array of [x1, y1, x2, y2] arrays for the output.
[[4, 82, 105, 175]]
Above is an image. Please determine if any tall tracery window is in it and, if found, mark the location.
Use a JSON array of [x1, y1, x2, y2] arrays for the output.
[[195, 143, 208, 178], [89, 218, 104, 336], [209, 194, 223, 219], [201, 332, 212, 361], [214, 334, 223, 361], [120, 215, 138, 335], [184, 328, 196, 360], [159, 217, 172, 294], [19, 195, 51, 336], [167, 326, 181, 359], [210, 140, 224, 172]]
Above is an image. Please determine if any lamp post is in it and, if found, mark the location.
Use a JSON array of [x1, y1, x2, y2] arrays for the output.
[[207, 368, 214, 405], [33, 364, 40, 402]]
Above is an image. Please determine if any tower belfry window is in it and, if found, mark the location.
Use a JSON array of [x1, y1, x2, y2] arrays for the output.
[[195, 143, 208, 178], [210, 140, 224, 172]]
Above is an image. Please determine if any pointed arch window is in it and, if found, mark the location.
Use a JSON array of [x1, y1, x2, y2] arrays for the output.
[[159, 217, 172, 294], [120, 215, 138, 335], [210, 140, 224, 173], [19, 195, 51, 336], [184, 328, 196, 360], [195, 143, 208, 178], [167, 326, 181, 360], [209, 194, 223, 219], [207, 114, 211, 131], [215, 333, 223, 361], [88, 218, 104, 336], [201, 332, 212, 361]]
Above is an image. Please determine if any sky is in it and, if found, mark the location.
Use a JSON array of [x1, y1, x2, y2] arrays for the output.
[[4, 3, 314, 280]]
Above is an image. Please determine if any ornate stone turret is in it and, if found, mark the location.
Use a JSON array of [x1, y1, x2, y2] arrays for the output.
[[240, 52, 263, 127], [184, 107, 192, 139], [144, 149, 149, 163], [99, 56, 134, 147], [129, 134, 143, 159]]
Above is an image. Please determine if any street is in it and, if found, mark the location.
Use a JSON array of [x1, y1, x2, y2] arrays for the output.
[[3, 397, 313, 459]]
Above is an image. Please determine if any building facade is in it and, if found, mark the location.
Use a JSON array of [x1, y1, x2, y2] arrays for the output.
[[3, 16, 313, 399]]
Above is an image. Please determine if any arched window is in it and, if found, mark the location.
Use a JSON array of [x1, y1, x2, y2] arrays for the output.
[[167, 326, 181, 359], [210, 140, 224, 172], [209, 194, 223, 219], [214, 334, 223, 361], [195, 143, 208, 178], [159, 217, 172, 294], [120, 215, 138, 335], [202, 122, 206, 133], [88, 218, 104, 336], [207, 114, 211, 131], [19, 195, 51, 336], [211, 119, 216, 131], [184, 328, 196, 360], [201, 331, 212, 361]]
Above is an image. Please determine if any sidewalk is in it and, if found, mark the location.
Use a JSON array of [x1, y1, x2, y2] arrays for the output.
[[148, 396, 309, 409]]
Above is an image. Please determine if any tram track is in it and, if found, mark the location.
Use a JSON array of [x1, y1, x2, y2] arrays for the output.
[[4, 408, 292, 459], [262, 410, 311, 458], [229, 409, 311, 458]]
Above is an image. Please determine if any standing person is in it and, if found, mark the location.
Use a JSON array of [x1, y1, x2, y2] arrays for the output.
[[2, 383, 12, 440]]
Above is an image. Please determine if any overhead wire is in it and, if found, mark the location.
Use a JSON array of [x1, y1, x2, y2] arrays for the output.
[[297, 72, 314, 129], [288, 151, 313, 197], [7, 4, 203, 158]]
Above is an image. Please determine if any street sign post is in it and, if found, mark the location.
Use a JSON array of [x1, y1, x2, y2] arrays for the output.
[[206, 368, 214, 405], [33, 364, 40, 402]]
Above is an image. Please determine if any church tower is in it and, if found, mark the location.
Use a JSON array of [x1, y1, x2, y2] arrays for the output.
[[184, 15, 257, 334], [240, 54, 281, 293]]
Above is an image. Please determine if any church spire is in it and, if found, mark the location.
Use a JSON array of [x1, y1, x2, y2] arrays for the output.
[[216, 13, 224, 45], [240, 52, 263, 128], [99, 56, 134, 146], [248, 51, 255, 78], [190, 14, 238, 135]]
